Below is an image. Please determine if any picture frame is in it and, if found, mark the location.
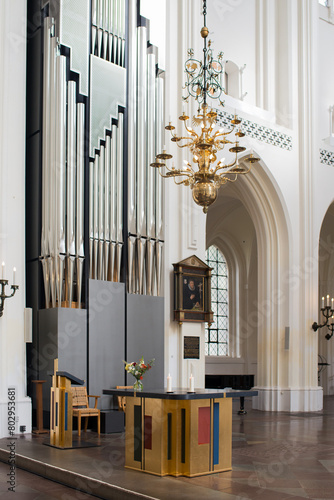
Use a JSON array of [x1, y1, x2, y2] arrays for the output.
[[173, 255, 213, 324]]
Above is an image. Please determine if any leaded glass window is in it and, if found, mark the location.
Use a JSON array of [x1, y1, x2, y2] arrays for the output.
[[205, 245, 229, 356]]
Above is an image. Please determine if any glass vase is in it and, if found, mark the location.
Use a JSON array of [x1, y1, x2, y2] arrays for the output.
[[133, 379, 143, 392]]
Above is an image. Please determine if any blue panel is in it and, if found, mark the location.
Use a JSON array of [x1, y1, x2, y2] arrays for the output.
[[65, 393, 68, 431], [55, 402, 58, 427], [213, 402, 219, 465]]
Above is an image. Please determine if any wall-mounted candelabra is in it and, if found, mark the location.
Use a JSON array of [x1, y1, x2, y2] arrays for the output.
[[0, 263, 19, 317], [312, 294, 334, 339]]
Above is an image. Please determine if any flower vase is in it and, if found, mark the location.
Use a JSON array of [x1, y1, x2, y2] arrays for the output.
[[133, 379, 143, 395]]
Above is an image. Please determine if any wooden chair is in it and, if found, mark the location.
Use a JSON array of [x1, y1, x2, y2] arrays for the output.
[[71, 386, 100, 437], [116, 386, 133, 412]]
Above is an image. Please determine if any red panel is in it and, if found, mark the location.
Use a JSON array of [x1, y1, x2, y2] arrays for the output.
[[144, 415, 152, 450], [198, 407, 211, 445]]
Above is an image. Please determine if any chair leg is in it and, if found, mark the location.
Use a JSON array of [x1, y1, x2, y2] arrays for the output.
[[78, 413, 81, 437], [84, 417, 89, 432], [97, 415, 100, 435]]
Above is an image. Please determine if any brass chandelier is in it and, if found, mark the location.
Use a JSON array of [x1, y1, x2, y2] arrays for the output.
[[151, 0, 259, 213]]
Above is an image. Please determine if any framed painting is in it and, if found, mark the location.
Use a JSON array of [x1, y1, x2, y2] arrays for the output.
[[173, 255, 213, 324]]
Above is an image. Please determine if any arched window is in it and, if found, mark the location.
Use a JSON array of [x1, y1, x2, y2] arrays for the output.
[[205, 245, 229, 356]]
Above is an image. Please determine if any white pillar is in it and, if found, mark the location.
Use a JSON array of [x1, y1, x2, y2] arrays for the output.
[[164, 0, 207, 390], [0, 0, 31, 437]]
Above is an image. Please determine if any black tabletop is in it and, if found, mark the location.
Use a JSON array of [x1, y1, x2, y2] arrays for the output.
[[102, 387, 258, 400]]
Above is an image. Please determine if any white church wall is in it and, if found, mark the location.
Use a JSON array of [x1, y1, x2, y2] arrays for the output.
[[207, 0, 256, 106], [0, 0, 31, 438]]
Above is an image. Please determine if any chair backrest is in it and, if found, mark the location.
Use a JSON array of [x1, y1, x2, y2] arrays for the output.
[[116, 386, 133, 412], [71, 386, 88, 408]]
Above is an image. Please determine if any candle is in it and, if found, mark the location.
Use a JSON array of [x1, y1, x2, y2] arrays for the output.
[[322, 296, 325, 308], [189, 374, 194, 393], [163, 144, 166, 151], [1, 262, 5, 279], [327, 294, 330, 306], [13, 267, 16, 285], [167, 373, 172, 392]]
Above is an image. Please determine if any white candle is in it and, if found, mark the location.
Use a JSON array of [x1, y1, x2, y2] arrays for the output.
[[189, 374, 194, 393], [13, 267, 16, 285], [167, 373, 172, 392], [163, 144, 166, 151], [169, 115, 171, 123], [322, 296, 325, 308], [1, 262, 5, 279], [327, 294, 330, 306]]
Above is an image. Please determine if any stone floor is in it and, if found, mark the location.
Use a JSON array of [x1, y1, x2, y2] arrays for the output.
[[0, 397, 334, 499]]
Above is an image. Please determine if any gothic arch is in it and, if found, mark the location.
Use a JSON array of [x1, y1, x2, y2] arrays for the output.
[[206, 150, 292, 409]]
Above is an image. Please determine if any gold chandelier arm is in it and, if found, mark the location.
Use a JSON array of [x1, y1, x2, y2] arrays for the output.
[[225, 174, 238, 183], [158, 170, 191, 179], [236, 164, 252, 175], [174, 177, 190, 185], [184, 124, 199, 139], [216, 138, 233, 146], [158, 171, 172, 179], [165, 164, 178, 173], [174, 170, 193, 177], [213, 158, 237, 175], [177, 141, 195, 149], [163, 164, 193, 178], [214, 128, 234, 139]]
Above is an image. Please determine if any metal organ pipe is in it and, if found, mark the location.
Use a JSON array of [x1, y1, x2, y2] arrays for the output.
[[146, 52, 156, 296], [55, 54, 66, 306], [155, 76, 165, 296], [93, 152, 99, 280], [127, 0, 137, 294], [104, 135, 111, 281], [110, 125, 117, 281], [92, 0, 97, 54], [98, 146, 105, 280], [41, 17, 52, 308], [89, 161, 94, 280], [136, 26, 148, 295], [66, 80, 76, 307], [76, 103, 85, 307], [116, 112, 124, 282], [49, 34, 57, 308]]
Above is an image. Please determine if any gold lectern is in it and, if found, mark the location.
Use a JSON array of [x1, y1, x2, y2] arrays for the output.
[[50, 359, 84, 448]]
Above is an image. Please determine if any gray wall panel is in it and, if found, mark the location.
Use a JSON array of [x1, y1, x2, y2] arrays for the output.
[[89, 280, 125, 409], [38, 308, 87, 415], [127, 294, 164, 390]]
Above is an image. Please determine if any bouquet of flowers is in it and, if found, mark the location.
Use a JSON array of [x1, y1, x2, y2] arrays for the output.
[[124, 356, 155, 392]]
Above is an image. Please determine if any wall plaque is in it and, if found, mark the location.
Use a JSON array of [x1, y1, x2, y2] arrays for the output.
[[184, 336, 200, 359]]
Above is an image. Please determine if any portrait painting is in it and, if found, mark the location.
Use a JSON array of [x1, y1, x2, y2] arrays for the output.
[[182, 276, 204, 311]]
